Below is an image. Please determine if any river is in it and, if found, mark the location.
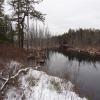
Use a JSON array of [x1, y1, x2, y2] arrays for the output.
[[43, 50, 100, 100]]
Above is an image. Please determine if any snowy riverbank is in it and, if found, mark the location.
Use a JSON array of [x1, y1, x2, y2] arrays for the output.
[[0, 61, 87, 100]]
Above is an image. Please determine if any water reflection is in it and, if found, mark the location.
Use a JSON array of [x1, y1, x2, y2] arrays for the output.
[[45, 51, 100, 100]]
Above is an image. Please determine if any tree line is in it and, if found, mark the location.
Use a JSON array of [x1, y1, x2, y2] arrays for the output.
[[57, 28, 100, 48]]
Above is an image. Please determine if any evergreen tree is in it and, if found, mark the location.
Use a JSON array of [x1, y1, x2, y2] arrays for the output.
[[0, 0, 4, 16], [9, 0, 45, 48]]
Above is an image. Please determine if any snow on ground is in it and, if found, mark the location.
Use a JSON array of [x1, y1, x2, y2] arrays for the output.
[[1, 61, 23, 79], [7, 61, 23, 75], [4, 61, 87, 100], [0, 61, 22, 89]]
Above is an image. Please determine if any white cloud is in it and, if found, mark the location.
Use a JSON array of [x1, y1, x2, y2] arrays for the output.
[[36, 0, 100, 35], [4, 0, 100, 35]]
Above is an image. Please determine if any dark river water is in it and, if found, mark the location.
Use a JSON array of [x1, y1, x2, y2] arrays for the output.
[[44, 50, 100, 100]]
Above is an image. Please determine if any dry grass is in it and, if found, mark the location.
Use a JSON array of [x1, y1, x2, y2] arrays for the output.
[[0, 63, 6, 70], [73, 84, 81, 95], [0, 44, 27, 59], [0, 44, 27, 70]]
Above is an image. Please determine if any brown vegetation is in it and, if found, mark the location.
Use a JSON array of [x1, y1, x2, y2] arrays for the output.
[[0, 44, 27, 70]]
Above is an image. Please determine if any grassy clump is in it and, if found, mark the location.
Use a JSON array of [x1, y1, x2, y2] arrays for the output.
[[50, 79, 61, 92], [26, 75, 38, 87]]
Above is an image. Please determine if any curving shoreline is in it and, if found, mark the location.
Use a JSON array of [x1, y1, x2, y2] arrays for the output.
[[60, 45, 100, 61]]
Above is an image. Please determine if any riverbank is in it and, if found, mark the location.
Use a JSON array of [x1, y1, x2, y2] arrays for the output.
[[0, 61, 87, 100], [0, 44, 47, 69], [61, 45, 100, 60]]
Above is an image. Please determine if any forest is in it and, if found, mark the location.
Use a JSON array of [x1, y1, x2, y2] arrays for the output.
[[58, 28, 100, 47]]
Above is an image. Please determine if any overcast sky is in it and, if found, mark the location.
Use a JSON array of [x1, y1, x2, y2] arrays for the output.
[[35, 0, 100, 35], [5, 0, 100, 35]]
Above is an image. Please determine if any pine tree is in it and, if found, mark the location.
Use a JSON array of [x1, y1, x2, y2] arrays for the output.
[[9, 0, 45, 48], [0, 0, 4, 16]]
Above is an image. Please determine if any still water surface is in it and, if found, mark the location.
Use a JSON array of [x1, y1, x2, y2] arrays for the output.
[[44, 51, 100, 100]]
